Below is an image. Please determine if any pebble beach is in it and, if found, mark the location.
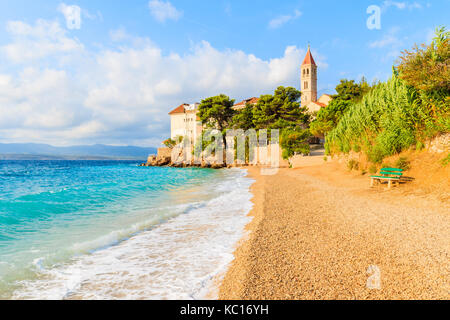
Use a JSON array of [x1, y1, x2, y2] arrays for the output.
[[219, 165, 450, 300]]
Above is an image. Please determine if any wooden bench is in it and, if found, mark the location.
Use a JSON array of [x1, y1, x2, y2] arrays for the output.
[[370, 168, 404, 189]]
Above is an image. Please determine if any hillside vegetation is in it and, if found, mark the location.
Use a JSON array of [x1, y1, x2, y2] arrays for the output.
[[325, 27, 449, 164]]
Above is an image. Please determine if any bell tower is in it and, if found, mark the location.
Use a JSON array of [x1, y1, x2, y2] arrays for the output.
[[300, 45, 317, 106]]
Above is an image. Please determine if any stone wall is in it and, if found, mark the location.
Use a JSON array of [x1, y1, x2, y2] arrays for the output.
[[157, 147, 172, 158], [427, 133, 450, 154], [151, 144, 290, 168], [251, 145, 289, 168], [145, 148, 172, 166]]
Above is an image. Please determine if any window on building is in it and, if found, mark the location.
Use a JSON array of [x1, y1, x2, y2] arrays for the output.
[[304, 81, 308, 89]]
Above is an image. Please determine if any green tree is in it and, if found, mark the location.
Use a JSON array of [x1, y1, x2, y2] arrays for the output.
[[197, 94, 235, 150], [310, 99, 351, 136], [231, 103, 255, 130], [198, 94, 235, 131], [398, 26, 450, 93], [396, 27, 450, 139], [280, 128, 311, 159], [163, 138, 177, 149], [333, 79, 370, 101], [310, 79, 371, 136], [253, 86, 309, 129]]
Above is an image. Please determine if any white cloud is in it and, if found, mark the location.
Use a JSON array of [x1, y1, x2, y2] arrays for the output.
[[409, 2, 423, 9], [2, 19, 83, 63], [268, 9, 302, 29], [0, 19, 326, 146], [82, 8, 103, 21], [369, 27, 404, 61], [148, 0, 183, 23], [381, 1, 424, 12], [383, 1, 407, 10], [58, 3, 103, 28], [109, 28, 129, 42], [108, 27, 155, 48], [0, 68, 84, 132], [369, 31, 400, 48]]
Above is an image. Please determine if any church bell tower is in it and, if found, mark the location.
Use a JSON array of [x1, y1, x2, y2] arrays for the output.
[[300, 45, 318, 106]]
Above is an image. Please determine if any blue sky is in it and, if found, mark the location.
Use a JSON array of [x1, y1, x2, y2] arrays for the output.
[[0, 0, 448, 146]]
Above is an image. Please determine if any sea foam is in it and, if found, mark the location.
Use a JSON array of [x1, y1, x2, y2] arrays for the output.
[[12, 168, 254, 300]]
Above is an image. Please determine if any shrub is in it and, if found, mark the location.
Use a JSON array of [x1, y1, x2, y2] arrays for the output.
[[347, 159, 359, 171], [310, 79, 371, 136], [369, 164, 378, 174], [368, 145, 385, 164], [442, 153, 450, 166], [163, 138, 177, 149], [381, 161, 393, 169], [416, 141, 425, 151], [281, 129, 311, 159], [398, 26, 449, 93], [395, 157, 411, 170]]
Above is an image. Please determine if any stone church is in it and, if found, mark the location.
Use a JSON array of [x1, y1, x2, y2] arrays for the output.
[[300, 45, 332, 113]]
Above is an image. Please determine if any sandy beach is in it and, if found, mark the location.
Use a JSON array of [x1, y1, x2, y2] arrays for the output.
[[219, 158, 450, 300]]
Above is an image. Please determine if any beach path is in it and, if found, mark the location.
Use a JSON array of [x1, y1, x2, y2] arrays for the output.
[[219, 163, 449, 300]]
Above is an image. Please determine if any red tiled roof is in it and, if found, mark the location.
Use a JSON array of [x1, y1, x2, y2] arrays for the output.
[[302, 47, 316, 66], [168, 104, 187, 115], [234, 97, 259, 107], [312, 102, 327, 108]]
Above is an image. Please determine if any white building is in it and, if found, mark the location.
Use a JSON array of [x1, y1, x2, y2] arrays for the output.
[[168, 103, 202, 144]]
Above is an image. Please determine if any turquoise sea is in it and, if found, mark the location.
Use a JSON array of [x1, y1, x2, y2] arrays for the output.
[[0, 160, 253, 299]]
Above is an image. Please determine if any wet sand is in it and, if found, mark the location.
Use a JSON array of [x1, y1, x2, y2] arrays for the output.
[[219, 164, 449, 300]]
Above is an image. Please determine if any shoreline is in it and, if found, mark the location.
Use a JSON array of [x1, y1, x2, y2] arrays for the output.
[[3, 165, 253, 300], [218, 166, 265, 299], [219, 164, 449, 300]]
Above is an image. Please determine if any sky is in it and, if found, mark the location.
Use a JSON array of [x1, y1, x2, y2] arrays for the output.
[[0, 0, 448, 147]]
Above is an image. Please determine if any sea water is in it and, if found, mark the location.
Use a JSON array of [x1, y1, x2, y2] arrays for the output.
[[0, 160, 253, 299]]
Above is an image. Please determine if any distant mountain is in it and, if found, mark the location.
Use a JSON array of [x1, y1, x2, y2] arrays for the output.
[[0, 143, 157, 160]]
